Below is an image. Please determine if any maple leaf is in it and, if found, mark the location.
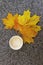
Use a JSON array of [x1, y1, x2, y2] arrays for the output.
[[17, 10, 41, 43], [18, 10, 31, 25], [2, 13, 16, 29], [19, 25, 41, 43], [2, 10, 41, 43]]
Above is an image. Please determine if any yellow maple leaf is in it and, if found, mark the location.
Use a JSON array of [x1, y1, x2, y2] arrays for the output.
[[25, 15, 40, 26], [2, 13, 15, 29], [18, 10, 31, 25], [2, 10, 41, 43]]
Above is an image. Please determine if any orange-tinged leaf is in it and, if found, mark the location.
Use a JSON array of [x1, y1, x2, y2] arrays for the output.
[[19, 26, 38, 43], [2, 10, 41, 44]]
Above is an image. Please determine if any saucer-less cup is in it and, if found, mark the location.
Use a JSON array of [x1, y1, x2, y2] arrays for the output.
[[9, 36, 23, 50]]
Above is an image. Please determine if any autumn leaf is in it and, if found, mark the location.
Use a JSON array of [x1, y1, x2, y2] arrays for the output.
[[17, 10, 41, 43], [19, 25, 41, 43], [18, 10, 31, 25], [2, 13, 15, 29], [25, 15, 40, 26], [2, 10, 41, 43]]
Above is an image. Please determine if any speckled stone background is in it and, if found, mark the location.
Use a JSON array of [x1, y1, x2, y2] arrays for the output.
[[0, 0, 43, 65]]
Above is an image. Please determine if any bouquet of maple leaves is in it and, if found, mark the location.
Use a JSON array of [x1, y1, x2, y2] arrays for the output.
[[2, 10, 41, 43]]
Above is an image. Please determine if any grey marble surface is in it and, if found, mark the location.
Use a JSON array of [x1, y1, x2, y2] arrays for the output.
[[0, 0, 43, 65]]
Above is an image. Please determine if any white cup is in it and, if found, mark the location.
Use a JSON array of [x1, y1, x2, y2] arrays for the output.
[[9, 36, 23, 50]]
